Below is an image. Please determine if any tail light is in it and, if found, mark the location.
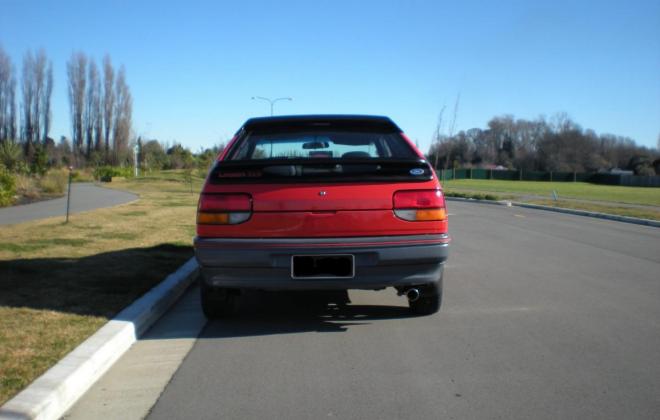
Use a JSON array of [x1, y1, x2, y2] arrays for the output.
[[197, 193, 252, 225], [393, 190, 447, 221]]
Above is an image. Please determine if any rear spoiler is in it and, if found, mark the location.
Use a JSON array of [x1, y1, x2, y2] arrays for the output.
[[209, 158, 434, 184]]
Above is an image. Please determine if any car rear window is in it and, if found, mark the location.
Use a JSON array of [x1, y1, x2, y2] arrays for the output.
[[228, 131, 417, 160]]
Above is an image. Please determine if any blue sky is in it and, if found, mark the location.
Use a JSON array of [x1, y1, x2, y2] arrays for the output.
[[1, 0, 659, 152]]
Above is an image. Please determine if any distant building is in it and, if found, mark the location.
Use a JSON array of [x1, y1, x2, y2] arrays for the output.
[[608, 168, 634, 175], [480, 164, 508, 170]]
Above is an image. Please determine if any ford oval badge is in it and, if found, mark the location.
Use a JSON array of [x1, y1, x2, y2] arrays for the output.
[[410, 168, 425, 176]]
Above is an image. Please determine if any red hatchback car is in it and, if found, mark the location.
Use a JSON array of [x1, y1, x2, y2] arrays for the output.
[[195, 115, 449, 317]]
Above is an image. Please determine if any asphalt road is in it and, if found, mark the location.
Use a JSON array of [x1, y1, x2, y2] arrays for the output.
[[71, 201, 660, 419], [0, 183, 137, 225]]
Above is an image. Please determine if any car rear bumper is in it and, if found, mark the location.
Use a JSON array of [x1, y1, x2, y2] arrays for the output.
[[194, 234, 449, 290]]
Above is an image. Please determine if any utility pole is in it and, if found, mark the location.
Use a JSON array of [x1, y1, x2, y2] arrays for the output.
[[133, 143, 139, 177], [65, 166, 73, 223]]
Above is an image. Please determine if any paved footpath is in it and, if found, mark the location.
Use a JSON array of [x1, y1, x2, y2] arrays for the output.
[[65, 201, 660, 420], [0, 183, 137, 225], [63, 286, 206, 420]]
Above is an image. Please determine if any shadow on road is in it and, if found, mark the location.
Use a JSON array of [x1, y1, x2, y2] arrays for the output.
[[198, 290, 412, 339]]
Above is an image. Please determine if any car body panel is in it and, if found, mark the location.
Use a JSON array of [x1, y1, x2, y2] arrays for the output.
[[195, 115, 449, 293], [201, 180, 438, 212], [195, 235, 448, 290], [197, 209, 447, 238]]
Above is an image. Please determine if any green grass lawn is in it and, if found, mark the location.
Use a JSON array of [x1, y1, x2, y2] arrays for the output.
[[443, 179, 660, 207], [0, 171, 205, 405]]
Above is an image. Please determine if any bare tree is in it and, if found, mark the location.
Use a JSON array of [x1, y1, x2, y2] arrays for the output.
[[432, 105, 445, 169], [0, 48, 7, 141], [112, 65, 132, 161], [42, 58, 53, 142], [443, 93, 460, 170], [84, 60, 102, 155], [93, 70, 103, 153], [21, 51, 36, 156], [31, 50, 49, 143], [67, 52, 87, 155], [102, 55, 115, 156], [0, 46, 17, 142], [8, 74, 16, 140], [18, 49, 52, 154]]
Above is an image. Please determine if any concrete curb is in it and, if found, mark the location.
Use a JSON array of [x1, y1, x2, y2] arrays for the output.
[[512, 202, 660, 227], [445, 196, 509, 206], [445, 196, 660, 228], [0, 258, 199, 420]]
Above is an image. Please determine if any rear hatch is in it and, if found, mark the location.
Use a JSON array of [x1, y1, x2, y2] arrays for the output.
[[198, 116, 447, 237], [209, 158, 433, 212]]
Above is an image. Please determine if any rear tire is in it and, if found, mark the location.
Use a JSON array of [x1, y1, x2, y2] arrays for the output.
[[408, 282, 442, 316], [200, 280, 237, 319]]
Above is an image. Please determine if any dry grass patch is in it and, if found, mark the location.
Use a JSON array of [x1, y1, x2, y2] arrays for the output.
[[0, 308, 103, 402], [0, 172, 205, 404], [38, 169, 68, 194]]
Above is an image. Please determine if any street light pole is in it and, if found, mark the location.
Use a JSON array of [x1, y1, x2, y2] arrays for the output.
[[251, 96, 293, 116]]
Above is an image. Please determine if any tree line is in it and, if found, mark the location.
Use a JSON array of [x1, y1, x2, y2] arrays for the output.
[[428, 113, 660, 176], [0, 46, 133, 173], [1, 48, 53, 155], [66, 52, 132, 163], [137, 139, 224, 173], [3, 45, 658, 177]]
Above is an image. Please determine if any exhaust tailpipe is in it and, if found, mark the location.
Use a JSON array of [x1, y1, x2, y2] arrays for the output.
[[406, 288, 420, 302]]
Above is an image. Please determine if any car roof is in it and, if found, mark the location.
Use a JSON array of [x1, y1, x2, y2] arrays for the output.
[[242, 114, 402, 133]]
